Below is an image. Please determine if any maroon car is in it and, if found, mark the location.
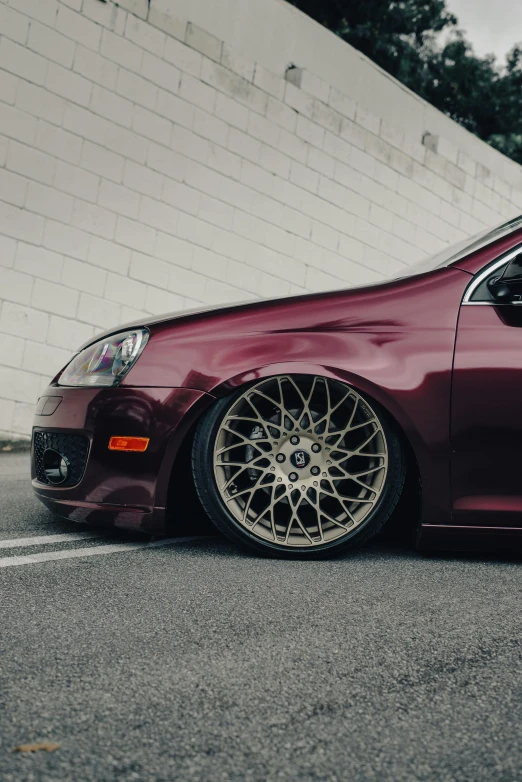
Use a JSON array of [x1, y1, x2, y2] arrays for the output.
[[32, 216, 522, 557]]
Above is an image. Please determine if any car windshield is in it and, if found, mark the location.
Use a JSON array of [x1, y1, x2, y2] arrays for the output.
[[393, 214, 522, 279]]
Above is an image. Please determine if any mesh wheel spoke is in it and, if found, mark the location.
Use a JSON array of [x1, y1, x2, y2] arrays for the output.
[[221, 456, 268, 493], [346, 464, 385, 478], [223, 470, 269, 501], [332, 448, 386, 460], [216, 433, 272, 460], [249, 385, 299, 430], [213, 376, 388, 548]]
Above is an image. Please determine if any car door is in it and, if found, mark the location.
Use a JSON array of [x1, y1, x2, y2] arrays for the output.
[[451, 244, 522, 526]]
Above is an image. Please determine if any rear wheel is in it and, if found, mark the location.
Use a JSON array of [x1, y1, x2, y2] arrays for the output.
[[192, 375, 405, 558]]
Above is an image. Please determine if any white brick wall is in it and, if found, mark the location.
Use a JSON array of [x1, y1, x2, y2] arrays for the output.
[[0, 0, 521, 439]]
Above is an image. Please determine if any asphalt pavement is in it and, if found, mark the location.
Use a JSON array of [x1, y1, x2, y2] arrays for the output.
[[0, 452, 521, 782]]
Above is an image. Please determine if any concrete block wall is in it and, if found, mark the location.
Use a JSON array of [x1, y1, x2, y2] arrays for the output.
[[0, 0, 521, 439]]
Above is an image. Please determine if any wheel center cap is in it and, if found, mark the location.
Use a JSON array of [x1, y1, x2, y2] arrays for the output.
[[290, 449, 311, 469]]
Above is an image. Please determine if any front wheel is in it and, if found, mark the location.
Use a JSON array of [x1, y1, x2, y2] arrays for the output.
[[192, 375, 406, 558]]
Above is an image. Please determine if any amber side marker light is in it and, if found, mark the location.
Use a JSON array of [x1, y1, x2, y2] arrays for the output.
[[108, 436, 150, 452]]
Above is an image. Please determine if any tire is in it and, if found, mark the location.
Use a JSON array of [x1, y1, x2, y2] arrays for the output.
[[192, 375, 406, 559]]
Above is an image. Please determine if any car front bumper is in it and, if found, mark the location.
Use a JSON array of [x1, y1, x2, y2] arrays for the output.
[[31, 386, 213, 533]]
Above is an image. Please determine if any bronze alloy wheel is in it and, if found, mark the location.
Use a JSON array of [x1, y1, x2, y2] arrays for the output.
[[192, 375, 406, 557]]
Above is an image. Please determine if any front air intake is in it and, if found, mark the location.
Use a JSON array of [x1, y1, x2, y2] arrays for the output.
[[33, 431, 89, 487]]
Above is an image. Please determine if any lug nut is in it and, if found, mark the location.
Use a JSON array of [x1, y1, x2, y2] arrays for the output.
[[311, 466, 320, 476], [276, 453, 286, 463], [289, 472, 298, 482], [311, 443, 321, 453], [290, 436, 300, 445]]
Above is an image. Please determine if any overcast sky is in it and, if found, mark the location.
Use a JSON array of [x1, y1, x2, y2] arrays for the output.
[[446, 0, 522, 64]]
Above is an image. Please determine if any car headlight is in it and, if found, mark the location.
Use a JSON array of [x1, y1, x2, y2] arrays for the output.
[[58, 329, 149, 387]]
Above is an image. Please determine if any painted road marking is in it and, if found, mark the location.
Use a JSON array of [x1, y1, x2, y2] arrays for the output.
[[0, 532, 102, 550], [0, 536, 208, 569]]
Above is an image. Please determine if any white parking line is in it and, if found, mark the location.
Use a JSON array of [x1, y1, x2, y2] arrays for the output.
[[0, 532, 102, 550], [0, 536, 207, 569]]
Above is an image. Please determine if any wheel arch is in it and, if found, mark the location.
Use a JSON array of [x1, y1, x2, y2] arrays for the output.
[[210, 362, 424, 472]]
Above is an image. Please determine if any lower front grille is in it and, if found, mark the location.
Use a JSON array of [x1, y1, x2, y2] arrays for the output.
[[33, 431, 90, 487]]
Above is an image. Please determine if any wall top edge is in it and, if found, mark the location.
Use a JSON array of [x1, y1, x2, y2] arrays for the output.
[[106, 0, 522, 192]]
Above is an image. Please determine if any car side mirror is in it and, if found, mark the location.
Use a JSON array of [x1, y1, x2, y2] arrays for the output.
[[488, 257, 522, 302], [487, 276, 519, 302]]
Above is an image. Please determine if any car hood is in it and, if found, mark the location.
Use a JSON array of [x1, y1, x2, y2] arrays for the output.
[[76, 284, 380, 352], [76, 266, 469, 353]]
